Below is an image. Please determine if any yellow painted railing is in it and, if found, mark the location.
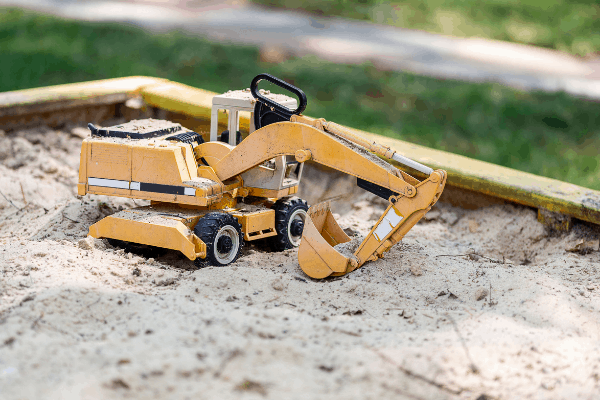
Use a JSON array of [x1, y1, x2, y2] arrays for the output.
[[1, 77, 599, 226]]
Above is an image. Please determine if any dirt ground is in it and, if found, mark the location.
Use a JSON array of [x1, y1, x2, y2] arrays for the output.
[[1, 124, 600, 400]]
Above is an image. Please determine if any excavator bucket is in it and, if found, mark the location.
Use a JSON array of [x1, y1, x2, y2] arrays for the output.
[[299, 170, 447, 279], [298, 202, 354, 279]]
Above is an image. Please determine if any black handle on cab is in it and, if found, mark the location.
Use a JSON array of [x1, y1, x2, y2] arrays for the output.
[[250, 73, 307, 115]]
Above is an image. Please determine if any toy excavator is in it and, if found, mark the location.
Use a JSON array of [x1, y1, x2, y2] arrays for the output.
[[78, 74, 446, 279]]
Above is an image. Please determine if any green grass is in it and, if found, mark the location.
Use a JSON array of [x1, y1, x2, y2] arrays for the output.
[[251, 0, 600, 57], [1, 9, 599, 189]]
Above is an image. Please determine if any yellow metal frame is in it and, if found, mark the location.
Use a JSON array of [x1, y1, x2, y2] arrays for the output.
[[89, 210, 206, 260], [86, 204, 279, 260], [230, 209, 277, 241], [1, 77, 599, 226]]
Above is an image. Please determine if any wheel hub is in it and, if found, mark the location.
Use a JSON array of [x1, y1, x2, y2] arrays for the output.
[[217, 236, 233, 253], [290, 219, 304, 237]]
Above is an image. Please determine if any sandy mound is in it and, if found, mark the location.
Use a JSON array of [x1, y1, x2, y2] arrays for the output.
[[1, 125, 599, 399]]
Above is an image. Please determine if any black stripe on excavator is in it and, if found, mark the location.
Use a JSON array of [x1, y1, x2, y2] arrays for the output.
[[88, 177, 196, 196], [139, 182, 186, 196], [357, 178, 399, 201], [165, 131, 205, 145]]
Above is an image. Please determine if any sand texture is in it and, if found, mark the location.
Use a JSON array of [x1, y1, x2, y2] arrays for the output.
[[1, 125, 600, 399]]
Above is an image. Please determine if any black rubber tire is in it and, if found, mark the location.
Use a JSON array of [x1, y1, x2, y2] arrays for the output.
[[106, 238, 167, 258], [269, 197, 309, 251], [194, 212, 244, 267]]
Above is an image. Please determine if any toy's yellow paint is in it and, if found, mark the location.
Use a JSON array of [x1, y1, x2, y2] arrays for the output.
[[298, 202, 351, 279], [78, 141, 89, 195], [212, 122, 415, 197], [231, 209, 277, 241], [88, 141, 132, 181], [246, 186, 298, 198], [182, 145, 199, 180], [131, 145, 190, 185], [350, 171, 445, 273], [89, 210, 205, 260], [195, 141, 234, 166], [81, 136, 210, 204], [88, 204, 281, 259], [196, 166, 225, 193]]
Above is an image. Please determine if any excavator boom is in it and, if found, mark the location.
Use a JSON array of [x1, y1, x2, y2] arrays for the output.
[[212, 122, 415, 198]]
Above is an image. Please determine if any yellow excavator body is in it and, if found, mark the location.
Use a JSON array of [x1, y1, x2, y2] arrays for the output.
[[78, 73, 446, 276]]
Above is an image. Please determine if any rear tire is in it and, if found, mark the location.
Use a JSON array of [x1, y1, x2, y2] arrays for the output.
[[269, 197, 308, 251], [194, 213, 244, 267]]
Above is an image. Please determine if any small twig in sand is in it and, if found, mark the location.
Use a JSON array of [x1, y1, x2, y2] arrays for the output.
[[436, 252, 504, 264], [374, 350, 464, 395], [61, 203, 80, 223], [319, 194, 347, 203], [31, 312, 44, 329], [337, 329, 361, 337], [477, 254, 503, 263], [266, 296, 280, 303], [85, 297, 102, 309], [214, 349, 242, 378], [62, 213, 80, 224], [446, 313, 480, 374], [26, 202, 68, 240], [19, 182, 27, 205], [0, 189, 21, 210], [22, 314, 75, 338], [488, 282, 497, 306]]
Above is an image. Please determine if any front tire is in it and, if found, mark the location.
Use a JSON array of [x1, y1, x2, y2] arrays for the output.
[[269, 197, 308, 251], [194, 213, 244, 267]]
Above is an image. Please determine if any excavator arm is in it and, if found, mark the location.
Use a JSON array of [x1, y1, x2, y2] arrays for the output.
[[210, 118, 446, 279], [211, 121, 416, 198]]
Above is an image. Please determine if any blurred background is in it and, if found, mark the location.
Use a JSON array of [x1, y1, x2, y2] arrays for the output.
[[1, 0, 599, 188]]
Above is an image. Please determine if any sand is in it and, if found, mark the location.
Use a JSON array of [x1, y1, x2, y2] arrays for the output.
[[1, 125, 600, 400]]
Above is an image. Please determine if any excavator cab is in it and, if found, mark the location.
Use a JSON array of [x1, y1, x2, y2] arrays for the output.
[[209, 74, 302, 145], [207, 74, 308, 196]]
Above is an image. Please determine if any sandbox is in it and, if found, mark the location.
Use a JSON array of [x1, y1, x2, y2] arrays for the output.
[[1, 79, 599, 399]]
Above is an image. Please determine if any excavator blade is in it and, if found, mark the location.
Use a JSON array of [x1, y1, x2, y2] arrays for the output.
[[298, 202, 354, 279]]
